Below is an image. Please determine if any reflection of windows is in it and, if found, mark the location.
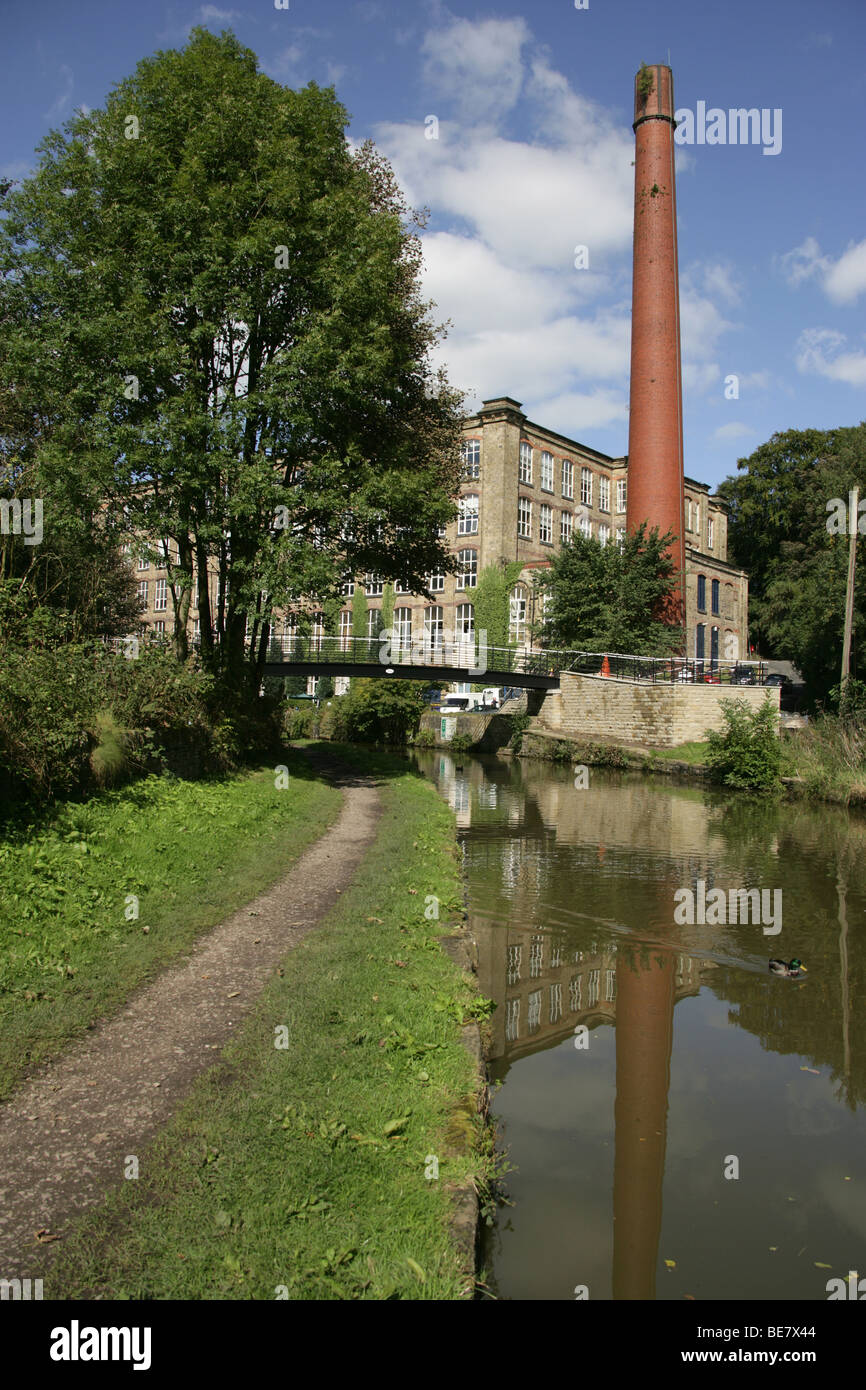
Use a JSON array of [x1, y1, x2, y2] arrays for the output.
[[530, 935, 544, 978], [519, 441, 533, 484], [456, 549, 477, 589], [605, 969, 616, 1002], [458, 494, 479, 535], [507, 944, 522, 986], [461, 439, 481, 479], [541, 451, 554, 492], [569, 974, 582, 1011], [562, 459, 574, 499], [550, 939, 563, 969], [581, 467, 593, 507], [505, 997, 520, 1041], [587, 969, 600, 1006], [518, 497, 532, 539], [550, 983, 562, 1024], [527, 989, 542, 1033], [539, 503, 552, 543]]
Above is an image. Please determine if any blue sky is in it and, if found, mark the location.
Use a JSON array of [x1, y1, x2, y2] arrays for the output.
[[3, 0, 865, 490]]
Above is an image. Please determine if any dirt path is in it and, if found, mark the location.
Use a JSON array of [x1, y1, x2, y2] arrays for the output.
[[0, 756, 381, 1279]]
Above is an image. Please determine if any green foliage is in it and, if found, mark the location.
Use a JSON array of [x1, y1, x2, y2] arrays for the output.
[[380, 583, 395, 633], [705, 697, 782, 791], [0, 27, 464, 685], [0, 585, 279, 807], [508, 711, 532, 751], [448, 732, 475, 755], [637, 62, 655, 101], [333, 679, 427, 745], [830, 677, 866, 721], [412, 727, 435, 748], [352, 585, 368, 640], [473, 562, 524, 650], [718, 422, 866, 702], [539, 522, 683, 654]]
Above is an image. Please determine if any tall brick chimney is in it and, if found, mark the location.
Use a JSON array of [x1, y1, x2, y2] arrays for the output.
[[626, 63, 686, 631]]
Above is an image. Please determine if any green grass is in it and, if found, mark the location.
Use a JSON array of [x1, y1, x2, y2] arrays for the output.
[[780, 715, 866, 804], [37, 746, 487, 1300], [645, 741, 710, 766], [0, 753, 342, 1099]]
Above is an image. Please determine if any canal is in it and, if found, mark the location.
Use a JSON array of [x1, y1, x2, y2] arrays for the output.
[[413, 750, 866, 1301]]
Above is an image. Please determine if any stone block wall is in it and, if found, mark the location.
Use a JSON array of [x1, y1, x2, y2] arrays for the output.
[[535, 672, 779, 749]]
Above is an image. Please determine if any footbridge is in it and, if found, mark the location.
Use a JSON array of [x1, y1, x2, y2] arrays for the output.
[[261, 636, 768, 692]]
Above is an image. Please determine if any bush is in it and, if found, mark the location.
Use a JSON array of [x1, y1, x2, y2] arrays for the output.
[[705, 696, 782, 791], [412, 727, 436, 749], [508, 711, 531, 751]]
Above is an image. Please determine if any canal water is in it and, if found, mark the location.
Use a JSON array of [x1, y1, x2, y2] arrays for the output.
[[413, 750, 866, 1301]]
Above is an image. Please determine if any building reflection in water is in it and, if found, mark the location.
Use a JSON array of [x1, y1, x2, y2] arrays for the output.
[[424, 751, 704, 1299]]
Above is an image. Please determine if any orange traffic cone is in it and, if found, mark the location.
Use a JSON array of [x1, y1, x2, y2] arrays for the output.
[[601, 655, 611, 678]]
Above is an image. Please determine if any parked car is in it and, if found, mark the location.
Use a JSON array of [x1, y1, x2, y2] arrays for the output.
[[732, 665, 757, 685]]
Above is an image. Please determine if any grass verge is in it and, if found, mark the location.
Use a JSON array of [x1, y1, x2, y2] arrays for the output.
[[0, 753, 342, 1099], [38, 745, 490, 1300]]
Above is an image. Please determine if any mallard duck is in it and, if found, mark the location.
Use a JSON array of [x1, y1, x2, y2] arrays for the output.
[[769, 958, 807, 978]]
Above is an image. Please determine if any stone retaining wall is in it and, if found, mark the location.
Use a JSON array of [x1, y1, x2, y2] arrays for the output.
[[535, 672, 779, 749]]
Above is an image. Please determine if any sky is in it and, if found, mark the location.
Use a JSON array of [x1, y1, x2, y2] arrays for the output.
[[3, 0, 865, 492]]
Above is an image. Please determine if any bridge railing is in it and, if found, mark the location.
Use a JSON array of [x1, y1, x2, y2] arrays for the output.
[[559, 650, 768, 685]]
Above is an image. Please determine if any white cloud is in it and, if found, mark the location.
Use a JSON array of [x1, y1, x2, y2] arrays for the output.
[[796, 328, 866, 387], [421, 16, 529, 126], [713, 422, 755, 441], [375, 12, 736, 438], [196, 4, 241, 22], [779, 235, 866, 305], [43, 64, 74, 123], [825, 239, 866, 305]]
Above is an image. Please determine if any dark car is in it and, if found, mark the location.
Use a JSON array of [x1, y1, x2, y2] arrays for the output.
[[763, 673, 790, 687], [732, 665, 757, 685]]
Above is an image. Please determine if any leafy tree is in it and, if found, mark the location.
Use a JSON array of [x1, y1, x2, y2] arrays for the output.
[[538, 523, 683, 654], [0, 28, 463, 686], [719, 423, 866, 700], [335, 677, 426, 744]]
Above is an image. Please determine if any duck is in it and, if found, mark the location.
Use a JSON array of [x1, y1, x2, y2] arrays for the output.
[[769, 958, 807, 978]]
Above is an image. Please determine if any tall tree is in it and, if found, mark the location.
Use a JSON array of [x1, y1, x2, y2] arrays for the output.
[[538, 523, 683, 655], [719, 422, 866, 699], [0, 28, 463, 684]]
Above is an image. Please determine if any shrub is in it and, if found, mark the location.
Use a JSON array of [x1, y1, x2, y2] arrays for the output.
[[508, 711, 531, 751], [413, 727, 435, 749], [705, 696, 782, 791]]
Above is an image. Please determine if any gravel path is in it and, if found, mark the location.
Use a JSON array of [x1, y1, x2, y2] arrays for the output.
[[0, 757, 381, 1279]]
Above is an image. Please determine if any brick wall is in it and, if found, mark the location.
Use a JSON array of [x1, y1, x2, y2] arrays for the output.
[[536, 672, 779, 748]]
